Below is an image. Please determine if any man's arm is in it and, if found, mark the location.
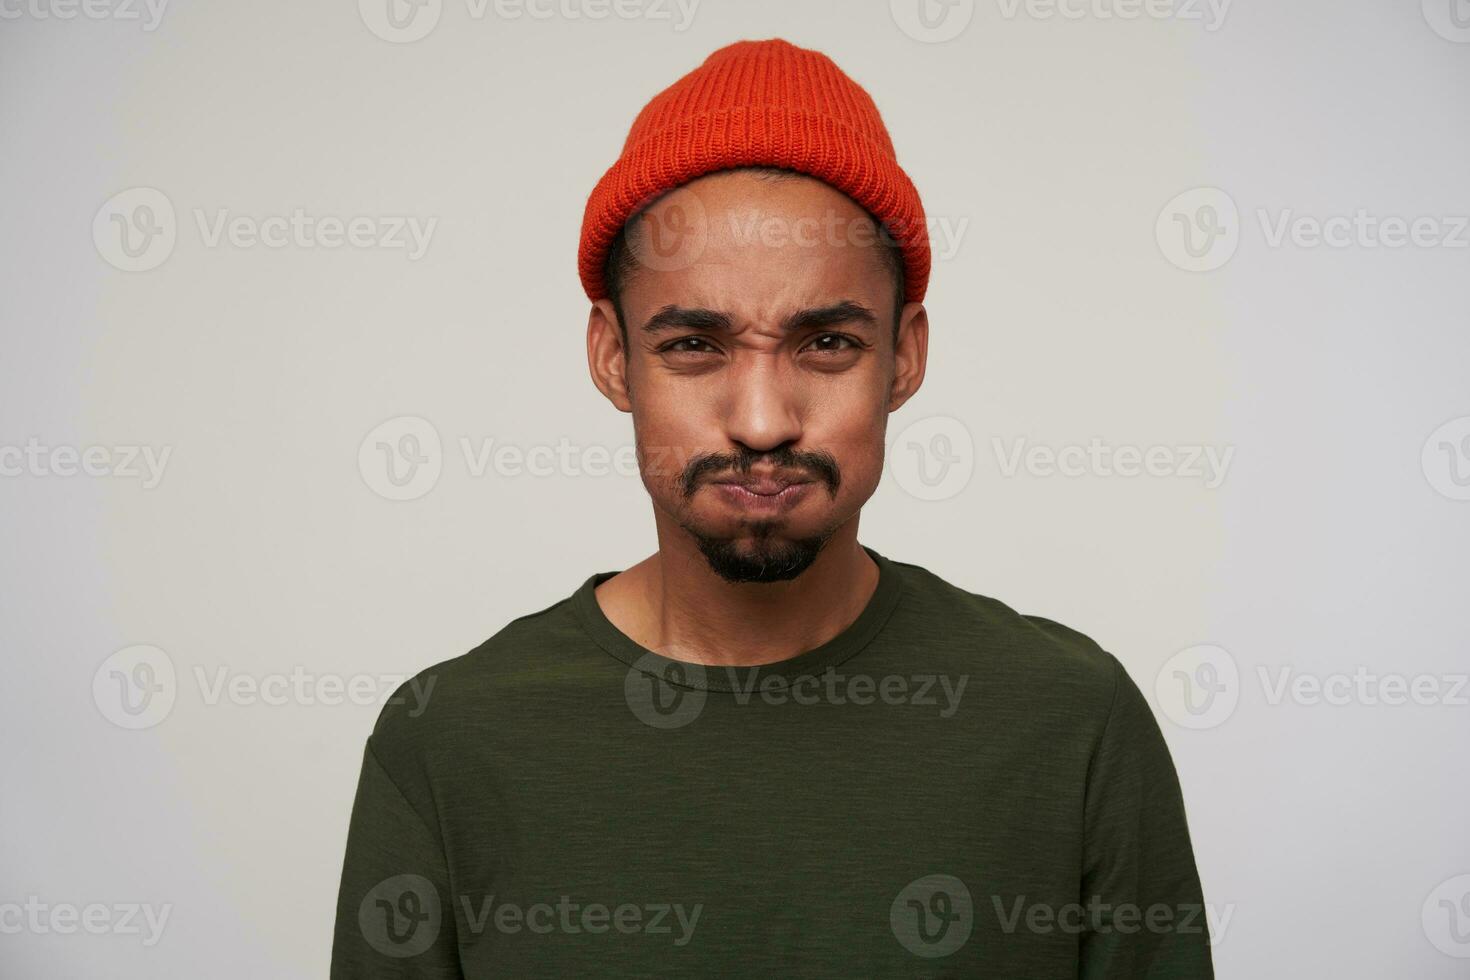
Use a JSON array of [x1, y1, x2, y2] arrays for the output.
[[1079, 655, 1214, 979], [330, 737, 463, 979]]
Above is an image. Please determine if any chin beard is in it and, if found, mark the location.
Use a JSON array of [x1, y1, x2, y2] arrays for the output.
[[686, 521, 835, 584]]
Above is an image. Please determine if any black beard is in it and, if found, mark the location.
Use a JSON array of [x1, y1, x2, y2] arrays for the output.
[[686, 522, 835, 583]]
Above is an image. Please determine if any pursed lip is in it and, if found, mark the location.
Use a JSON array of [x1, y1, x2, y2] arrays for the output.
[[711, 476, 812, 496]]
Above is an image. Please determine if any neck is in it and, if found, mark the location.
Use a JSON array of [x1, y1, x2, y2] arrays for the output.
[[594, 515, 879, 668]]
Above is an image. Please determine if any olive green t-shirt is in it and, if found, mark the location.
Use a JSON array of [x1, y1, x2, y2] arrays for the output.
[[330, 546, 1213, 978]]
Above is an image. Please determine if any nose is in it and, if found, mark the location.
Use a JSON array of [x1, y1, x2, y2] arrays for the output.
[[720, 354, 803, 454]]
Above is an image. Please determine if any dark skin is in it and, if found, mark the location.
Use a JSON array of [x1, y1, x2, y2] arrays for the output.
[[585, 169, 930, 668]]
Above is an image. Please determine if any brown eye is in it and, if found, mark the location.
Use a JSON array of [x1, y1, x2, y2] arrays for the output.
[[805, 333, 858, 353], [662, 337, 718, 354]]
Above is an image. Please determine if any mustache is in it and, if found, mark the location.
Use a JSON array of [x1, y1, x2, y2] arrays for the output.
[[681, 447, 841, 499]]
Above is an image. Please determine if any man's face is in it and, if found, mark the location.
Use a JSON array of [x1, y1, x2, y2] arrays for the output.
[[588, 169, 927, 583]]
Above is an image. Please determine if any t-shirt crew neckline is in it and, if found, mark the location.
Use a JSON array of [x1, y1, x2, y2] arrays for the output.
[[571, 545, 905, 694]]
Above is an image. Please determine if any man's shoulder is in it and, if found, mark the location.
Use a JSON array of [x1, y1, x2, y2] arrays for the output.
[[366, 588, 595, 751], [887, 555, 1124, 699]]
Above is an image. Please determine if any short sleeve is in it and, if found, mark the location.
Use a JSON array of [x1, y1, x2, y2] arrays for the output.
[[1079, 655, 1214, 979], [330, 739, 463, 979]]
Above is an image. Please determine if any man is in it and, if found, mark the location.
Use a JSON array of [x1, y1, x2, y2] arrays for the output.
[[331, 38, 1213, 978]]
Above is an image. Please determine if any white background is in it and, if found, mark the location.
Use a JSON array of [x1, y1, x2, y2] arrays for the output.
[[2, 0, 1468, 976]]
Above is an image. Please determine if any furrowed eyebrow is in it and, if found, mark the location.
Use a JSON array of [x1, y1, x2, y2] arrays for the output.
[[640, 301, 878, 336], [641, 306, 733, 334], [780, 301, 879, 333]]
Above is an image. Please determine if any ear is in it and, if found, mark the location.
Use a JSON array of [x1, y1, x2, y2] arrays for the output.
[[887, 301, 929, 412], [587, 298, 633, 413]]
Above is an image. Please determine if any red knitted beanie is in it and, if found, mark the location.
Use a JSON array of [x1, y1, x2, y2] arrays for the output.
[[577, 38, 930, 304]]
